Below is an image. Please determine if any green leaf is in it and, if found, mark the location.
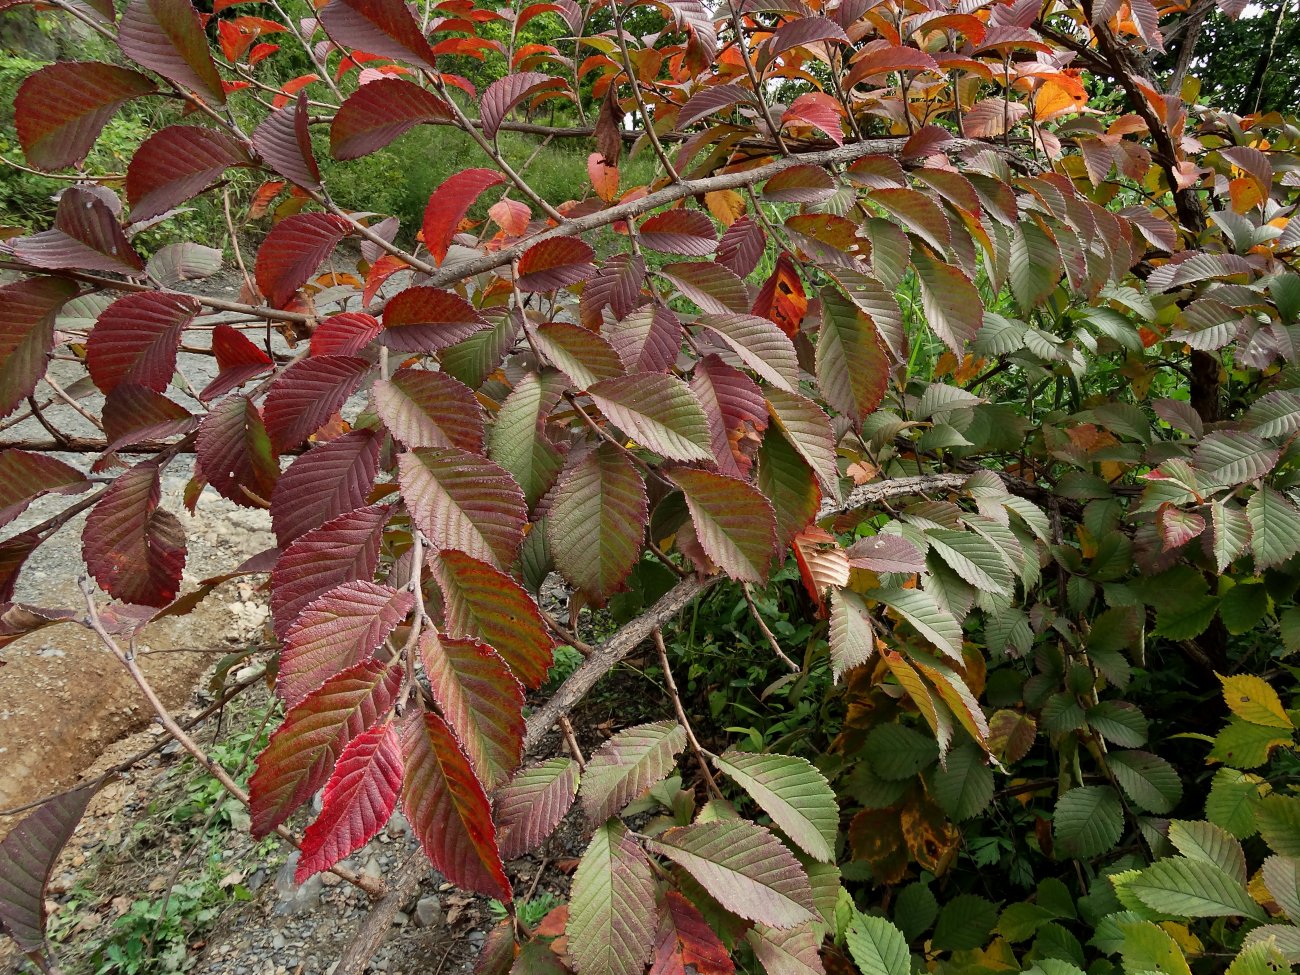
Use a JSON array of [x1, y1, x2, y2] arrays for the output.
[[866, 724, 939, 780], [927, 742, 994, 821], [1053, 786, 1123, 859], [871, 587, 965, 664], [1209, 719, 1292, 769], [588, 373, 713, 463], [1248, 487, 1300, 571], [1155, 593, 1220, 640], [1262, 856, 1300, 921], [667, 466, 778, 583], [546, 444, 647, 604], [1108, 750, 1182, 814], [765, 387, 842, 503], [1113, 919, 1193, 975], [566, 821, 657, 975], [649, 820, 817, 929], [1227, 941, 1295, 975], [845, 913, 910, 975], [893, 884, 938, 941], [1205, 767, 1262, 839], [488, 371, 565, 507], [756, 422, 821, 553], [913, 250, 983, 356], [1212, 500, 1252, 573], [580, 720, 687, 823], [931, 893, 997, 951], [1086, 700, 1148, 747], [1122, 857, 1267, 920], [1010, 217, 1062, 313], [924, 528, 1014, 594], [1220, 581, 1271, 635], [1168, 819, 1246, 883], [828, 588, 875, 682], [1258, 796, 1300, 857], [713, 749, 838, 863], [816, 287, 890, 427], [997, 902, 1056, 943]]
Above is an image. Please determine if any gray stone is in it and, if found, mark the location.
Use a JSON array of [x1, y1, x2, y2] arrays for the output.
[[414, 896, 441, 928]]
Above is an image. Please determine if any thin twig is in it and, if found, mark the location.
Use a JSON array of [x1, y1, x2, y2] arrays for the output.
[[80, 581, 385, 899], [653, 628, 722, 797], [558, 716, 587, 769], [741, 584, 800, 672]]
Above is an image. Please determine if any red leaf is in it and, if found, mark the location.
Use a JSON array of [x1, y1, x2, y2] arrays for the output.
[[700, 312, 800, 390], [379, 286, 489, 352], [118, 0, 226, 106], [399, 447, 527, 567], [760, 16, 848, 67], [750, 252, 808, 340], [270, 428, 379, 544], [675, 83, 754, 130], [310, 313, 381, 357], [88, 291, 198, 394], [126, 125, 251, 222], [434, 549, 554, 689], [330, 77, 452, 159], [199, 324, 273, 401], [400, 709, 512, 900], [196, 394, 279, 508], [639, 210, 718, 257], [659, 262, 749, 314], [420, 631, 525, 788], [279, 580, 413, 707], [253, 212, 353, 308], [762, 165, 839, 204], [15, 62, 155, 172], [716, 216, 765, 278], [252, 93, 320, 190], [0, 278, 77, 419], [296, 722, 402, 882], [271, 73, 318, 109], [604, 305, 682, 375], [0, 450, 89, 529], [666, 466, 777, 582], [780, 92, 843, 146], [262, 355, 371, 451], [421, 169, 505, 265], [516, 237, 597, 292], [318, 0, 438, 69], [1158, 503, 1206, 551], [650, 891, 735, 975], [83, 460, 186, 606], [101, 384, 197, 455], [249, 180, 286, 219], [0, 784, 99, 953], [494, 757, 579, 861], [479, 72, 564, 141], [269, 503, 389, 636], [249, 658, 402, 836], [373, 369, 485, 451], [11, 186, 143, 275], [690, 354, 767, 479], [581, 253, 646, 327], [489, 198, 531, 237], [588, 152, 619, 203]]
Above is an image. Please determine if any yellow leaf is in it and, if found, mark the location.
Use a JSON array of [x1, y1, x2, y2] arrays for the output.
[[1159, 922, 1203, 958], [705, 190, 746, 226], [1219, 673, 1294, 729]]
